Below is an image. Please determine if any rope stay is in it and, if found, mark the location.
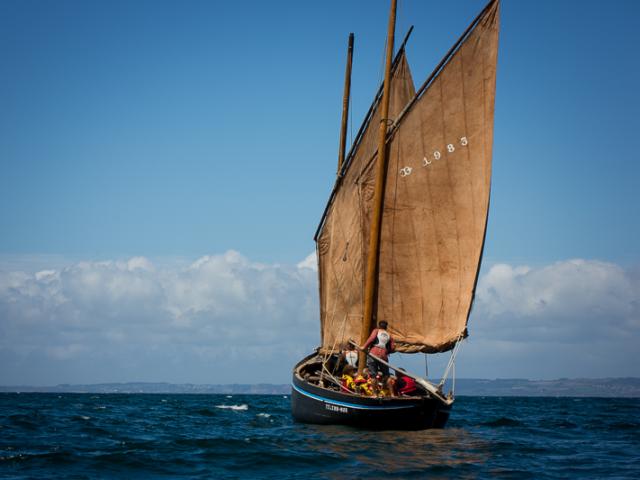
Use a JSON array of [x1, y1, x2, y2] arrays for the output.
[[320, 312, 351, 381], [438, 334, 465, 395], [424, 353, 429, 378]]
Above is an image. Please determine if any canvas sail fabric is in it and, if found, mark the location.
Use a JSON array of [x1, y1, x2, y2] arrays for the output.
[[373, 0, 500, 352], [317, 0, 499, 355], [317, 53, 415, 353]]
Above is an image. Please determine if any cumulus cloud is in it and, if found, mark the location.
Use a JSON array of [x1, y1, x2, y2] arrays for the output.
[[461, 259, 640, 378], [0, 255, 638, 384], [0, 251, 319, 385], [475, 259, 639, 341], [296, 252, 318, 271]]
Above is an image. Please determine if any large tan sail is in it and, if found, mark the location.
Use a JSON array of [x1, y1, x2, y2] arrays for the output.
[[372, 0, 500, 352], [317, 52, 415, 352]]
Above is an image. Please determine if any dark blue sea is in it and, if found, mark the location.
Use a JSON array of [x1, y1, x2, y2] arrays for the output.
[[1, 394, 638, 479]]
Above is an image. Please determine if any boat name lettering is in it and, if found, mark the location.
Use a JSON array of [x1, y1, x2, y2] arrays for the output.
[[325, 403, 349, 413]]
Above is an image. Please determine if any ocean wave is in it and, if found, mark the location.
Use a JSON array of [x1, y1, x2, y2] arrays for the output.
[[214, 404, 248, 411], [8, 414, 41, 430]]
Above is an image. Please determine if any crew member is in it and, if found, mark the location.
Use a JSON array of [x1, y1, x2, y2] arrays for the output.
[[396, 368, 418, 396], [343, 343, 358, 368], [362, 320, 395, 376]]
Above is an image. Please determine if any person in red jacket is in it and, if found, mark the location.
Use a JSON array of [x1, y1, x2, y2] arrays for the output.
[[396, 369, 418, 396], [362, 320, 395, 376]]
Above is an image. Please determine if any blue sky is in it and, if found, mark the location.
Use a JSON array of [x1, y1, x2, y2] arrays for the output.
[[0, 0, 638, 385]]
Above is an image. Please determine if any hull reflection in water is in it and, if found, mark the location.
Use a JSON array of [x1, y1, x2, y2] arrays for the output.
[[300, 426, 491, 472]]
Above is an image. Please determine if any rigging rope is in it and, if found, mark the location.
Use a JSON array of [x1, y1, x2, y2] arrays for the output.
[[439, 334, 465, 390], [349, 85, 353, 149], [452, 357, 456, 397], [321, 312, 350, 376], [424, 353, 429, 378]]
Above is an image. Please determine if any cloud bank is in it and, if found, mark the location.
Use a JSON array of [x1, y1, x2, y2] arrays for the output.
[[466, 259, 640, 378], [0, 252, 318, 385], [0, 254, 638, 384]]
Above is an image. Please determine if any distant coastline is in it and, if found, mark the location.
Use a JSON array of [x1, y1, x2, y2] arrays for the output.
[[2, 378, 639, 397]]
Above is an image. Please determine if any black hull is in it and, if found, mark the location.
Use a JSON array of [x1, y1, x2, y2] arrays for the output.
[[291, 354, 451, 430]]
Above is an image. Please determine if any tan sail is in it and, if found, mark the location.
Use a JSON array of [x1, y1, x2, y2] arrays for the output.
[[318, 0, 500, 354], [368, 0, 499, 352], [317, 52, 415, 352]]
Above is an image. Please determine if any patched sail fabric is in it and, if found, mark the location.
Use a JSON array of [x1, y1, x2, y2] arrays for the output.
[[374, 1, 500, 352], [317, 52, 415, 351]]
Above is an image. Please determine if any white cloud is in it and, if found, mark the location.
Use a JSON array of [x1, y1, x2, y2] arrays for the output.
[[461, 259, 640, 378], [296, 251, 317, 271], [0, 255, 638, 384], [478, 260, 635, 316], [126, 256, 155, 272], [0, 251, 319, 385], [474, 259, 639, 342]]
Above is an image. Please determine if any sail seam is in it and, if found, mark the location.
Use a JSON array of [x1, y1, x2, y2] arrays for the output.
[[326, 230, 351, 346], [389, 134, 399, 332], [417, 100, 429, 330], [459, 45, 475, 327], [326, 213, 343, 346], [437, 76, 462, 334]]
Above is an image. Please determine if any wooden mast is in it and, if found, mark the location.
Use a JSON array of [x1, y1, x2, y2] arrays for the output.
[[359, 0, 397, 371], [337, 33, 354, 175]]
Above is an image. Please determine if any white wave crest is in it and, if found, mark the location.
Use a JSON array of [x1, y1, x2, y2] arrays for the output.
[[215, 404, 248, 411]]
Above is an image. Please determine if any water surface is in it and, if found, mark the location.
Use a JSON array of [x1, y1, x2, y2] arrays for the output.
[[1, 394, 638, 478]]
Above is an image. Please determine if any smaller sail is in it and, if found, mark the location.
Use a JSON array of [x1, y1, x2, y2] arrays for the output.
[[317, 52, 415, 353]]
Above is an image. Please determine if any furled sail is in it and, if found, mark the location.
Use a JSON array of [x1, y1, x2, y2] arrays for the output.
[[317, 52, 415, 352], [317, 0, 500, 354]]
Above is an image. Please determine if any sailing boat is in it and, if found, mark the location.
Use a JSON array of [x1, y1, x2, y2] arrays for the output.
[[291, 0, 500, 429]]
